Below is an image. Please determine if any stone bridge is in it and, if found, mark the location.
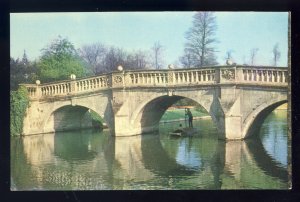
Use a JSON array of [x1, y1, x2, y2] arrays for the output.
[[21, 65, 288, 140]]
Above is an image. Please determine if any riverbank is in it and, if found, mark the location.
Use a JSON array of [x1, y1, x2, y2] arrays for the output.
[[160, 108, 209, 123], [160, 115, 210, 123]]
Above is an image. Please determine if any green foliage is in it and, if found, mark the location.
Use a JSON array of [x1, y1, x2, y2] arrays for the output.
[[194, 105, 208, 114], [10, 86, 30, 136], [90, 110, 103, 129], [38, 36, 86, 82], [10, 56, 39, 91]]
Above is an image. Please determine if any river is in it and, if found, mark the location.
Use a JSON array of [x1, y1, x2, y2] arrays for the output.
[[10, 109, 289, 190]]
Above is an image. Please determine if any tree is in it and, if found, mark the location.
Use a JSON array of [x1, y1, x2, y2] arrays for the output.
[[38, 36, 86, 82], [180, 48, 193, 68], [10, 51, 39, 90], [103, 47, 126, 72], [125, 50, 149, 70], [250, 48, 259, 65], [272, 43, 281, 66], [182, 12, 218, 67], [151, 42, 164, 69], [79, 43, 107, 75]]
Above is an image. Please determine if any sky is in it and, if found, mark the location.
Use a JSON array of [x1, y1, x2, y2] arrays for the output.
[[10, 12, 289, 67]]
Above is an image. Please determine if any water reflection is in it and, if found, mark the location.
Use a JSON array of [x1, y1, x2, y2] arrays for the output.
[[11, 110, 288, 190]]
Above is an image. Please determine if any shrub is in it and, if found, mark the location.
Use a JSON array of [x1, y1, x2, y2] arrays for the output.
[[90, 110, 103, 129], [10, 86, 29, 136]]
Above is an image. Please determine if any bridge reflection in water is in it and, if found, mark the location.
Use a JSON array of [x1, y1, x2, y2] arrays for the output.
[[11, 110, 288, 190]]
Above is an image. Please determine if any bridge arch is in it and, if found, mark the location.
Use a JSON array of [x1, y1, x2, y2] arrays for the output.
[[129, 93, 217, 135], [42, 103, 110, 134], [242, 99, 287, 139]]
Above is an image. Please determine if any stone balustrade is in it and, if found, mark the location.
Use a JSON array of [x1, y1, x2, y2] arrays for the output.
[[21, 66, 288, 99], [75, 75, 109, 92], [237, 66, 287, 83], [41, 81, 72, 96]]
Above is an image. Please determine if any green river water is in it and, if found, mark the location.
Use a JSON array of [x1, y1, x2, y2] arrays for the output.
[[11, 109, 289, 190]]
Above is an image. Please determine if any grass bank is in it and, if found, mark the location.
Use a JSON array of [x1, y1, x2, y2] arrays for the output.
[[160, 108, 209, 122]]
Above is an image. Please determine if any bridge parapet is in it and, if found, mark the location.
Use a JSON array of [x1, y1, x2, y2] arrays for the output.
[[21, 65, 287, 100], [236, 66, 288, 84]]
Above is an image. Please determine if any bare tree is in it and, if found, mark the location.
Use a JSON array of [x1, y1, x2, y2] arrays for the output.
[[103, 47, 126, 72], [151, 42, 164, 69], [124, 50, 149, 70], [182, 12, 218, 67], [250, 48, 259, 65], [79, 43, 107, 75], [180, 48, 193, 68], [272, 43, 281, 66]]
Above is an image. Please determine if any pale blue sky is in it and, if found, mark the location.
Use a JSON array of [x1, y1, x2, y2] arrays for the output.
[[10, 12, 288, 67]]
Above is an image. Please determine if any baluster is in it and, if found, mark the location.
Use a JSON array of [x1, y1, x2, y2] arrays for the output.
[[141, 73, 144, 84], [278, 71, 282, 82], [78, 81, 81, 91], [186, 72, 188, 83], [194, 71, 198, 82], [253, 70, 256, 81], [199, 71, 202, 81], [152, 73, 155, 84], [98, 77, 103, 88], [248, 70, 252, 81], [208, 70, 211, 81], [283, 71, 287, 83], [185, 72, 187, 83]]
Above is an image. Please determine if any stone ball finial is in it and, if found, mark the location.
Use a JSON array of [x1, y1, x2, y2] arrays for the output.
[[117, 65, 123, 71], [70, 74, 76, 80], [226, 59, 233, 65], [168, 64, 174, 69], [36, 80, 41, 85]]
